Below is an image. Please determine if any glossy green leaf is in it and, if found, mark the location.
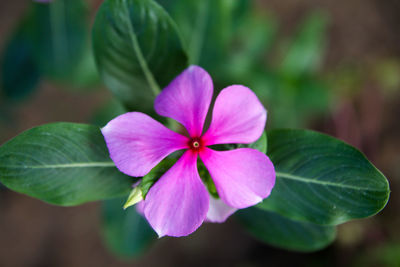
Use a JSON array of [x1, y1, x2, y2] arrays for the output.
[[258, 129, 390, 225], [1, 21, 40, 100], [102, 197, 156, 258], [92, 0, 188, 111], [237, 207, 336, 252], [31, 0, 88, 80], [0, 123, 134, 206]]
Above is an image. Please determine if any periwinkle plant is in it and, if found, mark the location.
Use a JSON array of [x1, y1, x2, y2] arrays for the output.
[[0, 0, 390, 257]]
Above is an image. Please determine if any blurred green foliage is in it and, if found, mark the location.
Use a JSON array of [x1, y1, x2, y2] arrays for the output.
[[1, 0, 332, 127], [30, 0, 88, 80], [91, 99, 128, 128], [102, 197, 156, 259], [0, 0, 394, 260], [354, 242, 400, 267], [1, 0, 99, 102], [225, 11, 331, 128], [1, 20, 40, 101], [161, 0, 332, 128], [374, 59, 400, 95]]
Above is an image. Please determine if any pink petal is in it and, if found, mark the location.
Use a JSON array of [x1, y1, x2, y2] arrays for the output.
[[144, 151, 209, 237], [101, 112, 189, 177], [199, 148, 275, 209], [154, 66, 213, 137], [206, 196, 237, 223], [202, 85, 266, 146]]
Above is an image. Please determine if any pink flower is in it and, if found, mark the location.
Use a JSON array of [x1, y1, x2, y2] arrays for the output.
[[102, 66, 275, 237]]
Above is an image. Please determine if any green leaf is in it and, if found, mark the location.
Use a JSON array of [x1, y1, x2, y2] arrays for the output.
[[0, 123, 134, 206], [92, 0, 189, 111], [198, 160, 218, 198], [102, 197, 156, 258], [258, 129, 390, 225], [140, 157, 176, 198], [240, 131, 268, 153], [212, 131, 267, 154], [280, 12, 328, 76], [237, 207, 336, 252], [31, 0, 88, 81], [1, 21, 40, 101]]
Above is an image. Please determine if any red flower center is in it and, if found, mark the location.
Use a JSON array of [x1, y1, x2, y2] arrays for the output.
[[189, 137, 203, 151]]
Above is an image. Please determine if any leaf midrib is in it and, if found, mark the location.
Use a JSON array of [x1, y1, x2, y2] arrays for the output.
[[0, 162, 116, 169], [276, 171, 382, 191], [122, 0, 161, 96]]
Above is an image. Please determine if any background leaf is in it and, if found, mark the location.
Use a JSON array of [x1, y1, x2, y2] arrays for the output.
[[237, 207, 336, 252], [101, 197, 156, 258], [0, 123, 134, 206], [160, 0, 249, 71], [265, 75, 331, 128], [280, 12, 328, 77], [30, 0, 89, 81], [258, 129, 390, 225], [91, 98, 128, 127], [1, 20, 40, 101], [93, 0, 189, 111], [224, 11, 277, 80]]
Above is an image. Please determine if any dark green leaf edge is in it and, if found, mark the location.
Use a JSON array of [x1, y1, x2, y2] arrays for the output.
[[0, 123, 134, 206], [259, 129, 390, 225], [236, 207, 337, 252]]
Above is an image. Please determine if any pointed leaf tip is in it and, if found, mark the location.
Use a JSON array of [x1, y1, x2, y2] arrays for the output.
[[123, 186, 144, 210]]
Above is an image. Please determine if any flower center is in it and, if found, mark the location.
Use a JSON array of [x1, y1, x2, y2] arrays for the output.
[[189, 137, 203, 151]]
